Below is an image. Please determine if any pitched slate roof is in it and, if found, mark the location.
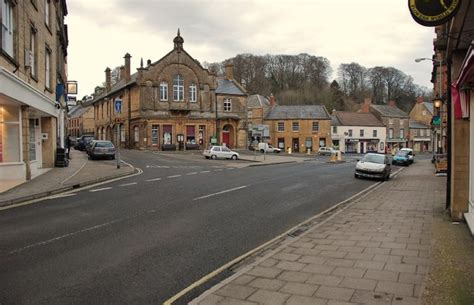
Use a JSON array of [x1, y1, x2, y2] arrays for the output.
[[247, 94, 270, 108], [265, 105, 330, 120], [68, 104, 91, 118], [330, 115, 341, 126], [91, 73, 138, 104], [409, 120, 430, 129], [370, 104, 408, 118], [424, 102, 434, 114], [216, 78, 246, 95], [335, 112, 385, 127]]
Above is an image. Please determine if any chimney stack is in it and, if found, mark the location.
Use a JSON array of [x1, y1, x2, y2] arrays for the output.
[[124, 53, 131, 81], [416, 96, 424, 104], [120, 66, 125, 81], [360, 97, 372, 113], [225, 63, 234, 80], [388, 100, 397, 107], [269, 93, 276, 107], [105, 67, 111, 92]]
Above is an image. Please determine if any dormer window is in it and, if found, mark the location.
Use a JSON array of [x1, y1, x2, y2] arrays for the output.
[[189, 82, 197, 103], [160, 82, 168, 101], [173, 74, 184, 101]]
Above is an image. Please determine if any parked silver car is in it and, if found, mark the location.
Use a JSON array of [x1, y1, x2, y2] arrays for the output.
[[203, 145, 239, 160], [89, 140, 116, 160], [354, 153, 391, 181]]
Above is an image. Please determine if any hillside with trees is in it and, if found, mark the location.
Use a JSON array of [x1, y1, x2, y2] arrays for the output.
[[204, 54, 432, 113]]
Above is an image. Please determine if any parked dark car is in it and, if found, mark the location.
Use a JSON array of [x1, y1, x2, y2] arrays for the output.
[[89, 140, 116, 160], [354, 153, 391, 181], [76, 135, 95, 151]]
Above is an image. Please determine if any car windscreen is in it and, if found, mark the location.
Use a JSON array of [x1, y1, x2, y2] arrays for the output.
[[396, 151, 408, 156], [95, 142, 114, 148], [361, 154, 385, 164]]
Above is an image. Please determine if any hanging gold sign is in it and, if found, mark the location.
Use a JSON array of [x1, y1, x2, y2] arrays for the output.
[[408, 0, 461, 26]]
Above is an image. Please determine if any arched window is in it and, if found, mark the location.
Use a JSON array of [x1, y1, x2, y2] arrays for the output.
[[173, 74, 184, 101], [159, 82, 168, 101], [189, 82, 197, 102]]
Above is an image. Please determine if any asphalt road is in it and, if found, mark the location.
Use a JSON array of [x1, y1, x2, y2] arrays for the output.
[[0, 150, 383, 305]]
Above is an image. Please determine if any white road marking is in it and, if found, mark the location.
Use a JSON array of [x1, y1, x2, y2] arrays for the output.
[[89, 187, 112, 192], [186, 172, 198, 175], [146, 177, 162, 182], [227, 168, 235, 170], [193, 185, 247, 201], [48, 193, 77, 199], [167, 175, 181, 178], [119, 182, 137, 187], [200, 171, 211, 174], [214, 169, 224, 172]]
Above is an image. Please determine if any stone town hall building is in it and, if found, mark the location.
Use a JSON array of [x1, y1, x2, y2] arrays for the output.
[[91, 31, 248, 150]]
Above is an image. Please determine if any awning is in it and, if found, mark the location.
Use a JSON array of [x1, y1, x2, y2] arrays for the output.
[[452, 45, 473, 119]]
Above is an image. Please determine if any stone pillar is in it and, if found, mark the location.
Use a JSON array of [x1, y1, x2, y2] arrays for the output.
[[21, 106, 31, 180]]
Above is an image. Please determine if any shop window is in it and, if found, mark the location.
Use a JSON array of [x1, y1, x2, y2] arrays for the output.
[[198, 125, 205, 145], [28, 119, 36, 161], [186, 125, 196, 144], [134, 126, 139, 142], [0, 105, 21, 163], [163, 125, 172, 144], [151, 125, 159, 145], [277, 138, 285, 149]]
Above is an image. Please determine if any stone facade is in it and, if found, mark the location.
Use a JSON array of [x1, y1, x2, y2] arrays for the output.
[[68, 103, 95, 137], [91, 32, 248, 150], [0, 0, 68, 182]]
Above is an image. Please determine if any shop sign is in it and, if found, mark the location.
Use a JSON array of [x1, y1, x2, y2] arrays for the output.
[[408, 0, 461, 26], [211, 136, 217, 144]]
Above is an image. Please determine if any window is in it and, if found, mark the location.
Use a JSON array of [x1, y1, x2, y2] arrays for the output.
[[44, 0, 50, 28], [277, 122, 284, 132], [312, 121, 319, 132], [389, 128, 394, 138], [163, 125, 172, 144], [426, 129, 430, 136], [0, 105, 21, 163], [173, 74, 184, 101], [186, 125, 195, 144], [414, 129, 419, 136], [30, 28, 37, 78], [422, 110, 427, 116], [45, 46, 51, 89], [400, 128, 404, 139], [223, 98, 231, 112], [400, 119, 404, 126], [159, 82, 168, 101], [348, 129, 353, 137], [388, 118, 393, 125], [1, 0, 14, 57], [189, 83, 197, 102], [28, 119, 37, 161], [134, 126, 139, 142], [360, 129, 364, 137], [292, 122, 299, 131], [120, 124, 125, 142], [247, 111, 252, 118], [151, 125, 159, 145], [373, 130, 377, 137], [332, 126, 337, 134]]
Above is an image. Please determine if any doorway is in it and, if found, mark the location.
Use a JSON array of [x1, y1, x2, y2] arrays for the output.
[[222, 124, 234, 148], [292, 138, 299, 152]]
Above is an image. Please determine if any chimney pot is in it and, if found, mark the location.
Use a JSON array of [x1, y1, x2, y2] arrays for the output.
[[269, 94, 276, 107]]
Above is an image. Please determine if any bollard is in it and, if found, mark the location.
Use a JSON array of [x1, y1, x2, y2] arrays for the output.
[[307, 148, 311, 155], [337, 151, 342, 161], [329, 151, 337, 162], [288, 147, 292, 154]]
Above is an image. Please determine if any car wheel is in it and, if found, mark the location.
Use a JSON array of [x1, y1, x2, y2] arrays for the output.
[[260, 149, 265, 153], [211, 155, 217, 160], [354, 173, 359, 179], [110, 156, 115, 160], [276, 150, 280, 153], [231, 154, 238, 160]]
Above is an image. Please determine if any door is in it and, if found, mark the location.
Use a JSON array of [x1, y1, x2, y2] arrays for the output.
[[222, 132, 230, 148], [292, 138, 299, 152], [222, 146, 232, 158]]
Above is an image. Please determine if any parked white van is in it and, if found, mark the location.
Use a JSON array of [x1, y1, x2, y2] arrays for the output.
[[258, 143, 282, 153]]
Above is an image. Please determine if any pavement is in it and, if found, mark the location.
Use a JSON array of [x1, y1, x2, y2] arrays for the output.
[[0, 149, 136, 207], [189, 159, 459, 305]]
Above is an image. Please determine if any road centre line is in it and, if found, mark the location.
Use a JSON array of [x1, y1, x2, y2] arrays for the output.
[[119, 182, 137, 187], [214, 169, 223, 172], [167, 175, 181, 178], [146, 177, 162, 182], [200, 171, 211, 174], [186, 172, 198, 175], [193, 185, 247, 201], [89, 187, 112, 192]]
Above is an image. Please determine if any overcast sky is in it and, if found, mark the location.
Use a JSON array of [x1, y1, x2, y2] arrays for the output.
[[66, 0, 436, 98]]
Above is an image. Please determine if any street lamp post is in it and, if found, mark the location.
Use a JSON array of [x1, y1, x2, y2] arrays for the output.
[[415, 57, 444, 154]]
